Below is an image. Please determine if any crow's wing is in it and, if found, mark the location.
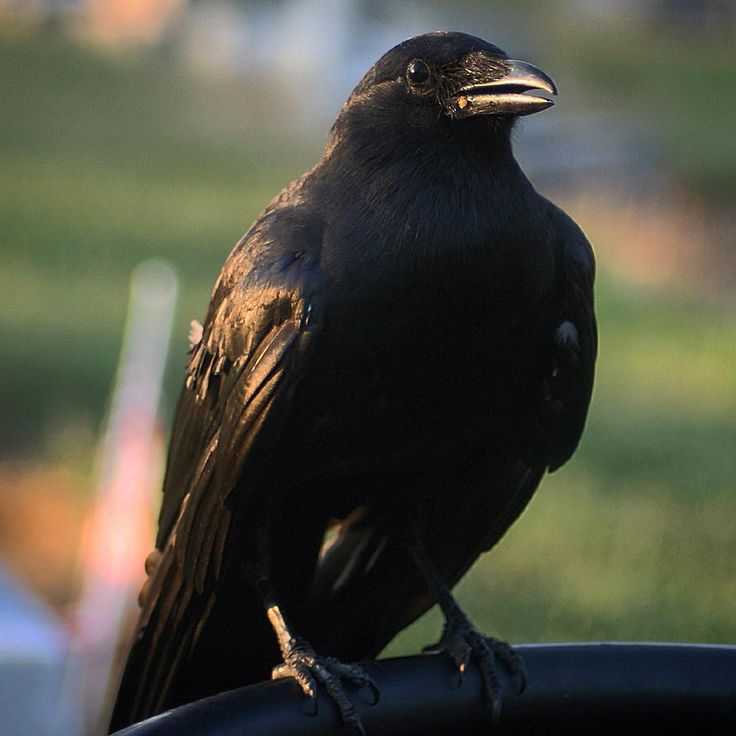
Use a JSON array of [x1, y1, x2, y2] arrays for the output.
[[543, 201, 597, 471], [306, 205, 596, 660], [110, 206, 324, 730]]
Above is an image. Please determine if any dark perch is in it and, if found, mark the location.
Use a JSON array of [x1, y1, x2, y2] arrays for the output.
[[112, 643, 736, 735]]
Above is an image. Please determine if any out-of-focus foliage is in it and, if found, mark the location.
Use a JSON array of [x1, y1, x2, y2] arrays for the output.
[[570, 34, 736, 202], [0, 33, 316, 456]]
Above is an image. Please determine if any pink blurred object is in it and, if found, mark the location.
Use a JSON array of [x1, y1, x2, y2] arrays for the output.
[[72, 260, 178, 734]]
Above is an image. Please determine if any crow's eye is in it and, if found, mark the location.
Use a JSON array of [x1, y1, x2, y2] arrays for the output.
[[406, 60, 431, 87]]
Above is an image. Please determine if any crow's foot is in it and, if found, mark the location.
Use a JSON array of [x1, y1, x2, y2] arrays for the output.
[[272, 639, 379, 735], [425, 613, 526, 724]]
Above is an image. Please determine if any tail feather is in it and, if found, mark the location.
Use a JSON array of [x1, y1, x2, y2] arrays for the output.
[[109, 553, 277, 732]]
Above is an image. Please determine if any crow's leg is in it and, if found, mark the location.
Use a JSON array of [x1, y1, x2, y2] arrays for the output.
[[247, 538, 379, 735], [403, 526, 526, 723]]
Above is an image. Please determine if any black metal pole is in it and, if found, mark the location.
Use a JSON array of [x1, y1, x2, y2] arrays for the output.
[[112, 643, 736, 735]]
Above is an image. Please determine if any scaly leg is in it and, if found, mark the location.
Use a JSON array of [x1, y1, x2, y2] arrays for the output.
[[403, 525, 526, 723], [248, 542, 379, 735]]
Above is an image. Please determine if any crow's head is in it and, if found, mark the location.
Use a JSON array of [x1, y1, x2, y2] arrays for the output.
[[332, 32, 556, 148]]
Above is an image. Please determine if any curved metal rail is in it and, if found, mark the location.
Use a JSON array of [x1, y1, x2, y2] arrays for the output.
[[112, 643, 736, 735]]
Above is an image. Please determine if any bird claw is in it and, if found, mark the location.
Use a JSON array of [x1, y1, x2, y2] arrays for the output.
[[427, 617, 526, 724], [272, 640, 378, 734], [324, 658, 380, 706]]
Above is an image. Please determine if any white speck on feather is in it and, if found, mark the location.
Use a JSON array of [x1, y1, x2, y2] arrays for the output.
[[555, 320, 579, 349], [189, 320, 203, 348]]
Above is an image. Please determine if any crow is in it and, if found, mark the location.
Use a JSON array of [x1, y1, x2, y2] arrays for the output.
[[110, 31, 596, 734]]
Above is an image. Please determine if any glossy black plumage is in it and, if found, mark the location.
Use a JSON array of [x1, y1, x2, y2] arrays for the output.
[[110, 31, 596, 732]]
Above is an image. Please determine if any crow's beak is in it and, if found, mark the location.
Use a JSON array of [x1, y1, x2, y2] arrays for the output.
[[454, 59, 557, 118]]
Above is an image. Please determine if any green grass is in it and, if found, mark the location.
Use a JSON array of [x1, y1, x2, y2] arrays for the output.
[[1, 31, 735, 648]]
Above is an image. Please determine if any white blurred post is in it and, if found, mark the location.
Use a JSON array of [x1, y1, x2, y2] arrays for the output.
[[71, 260, 178, 735]]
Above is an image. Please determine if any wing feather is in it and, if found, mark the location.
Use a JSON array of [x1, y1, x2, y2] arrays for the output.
[[110, 208, 324, 730], [545, 202, 597, 470]]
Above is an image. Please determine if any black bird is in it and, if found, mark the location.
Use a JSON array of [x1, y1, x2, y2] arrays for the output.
[[110, 31, 596, 733]]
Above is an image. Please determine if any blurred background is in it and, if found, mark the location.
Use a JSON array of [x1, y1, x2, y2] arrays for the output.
[[0, 0, 734, 733]]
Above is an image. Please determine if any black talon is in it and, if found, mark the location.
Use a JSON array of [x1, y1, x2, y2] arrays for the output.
[[307, 691, 319, 717], [353, 674, 380, 705], [499, 642, 527, 693]]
